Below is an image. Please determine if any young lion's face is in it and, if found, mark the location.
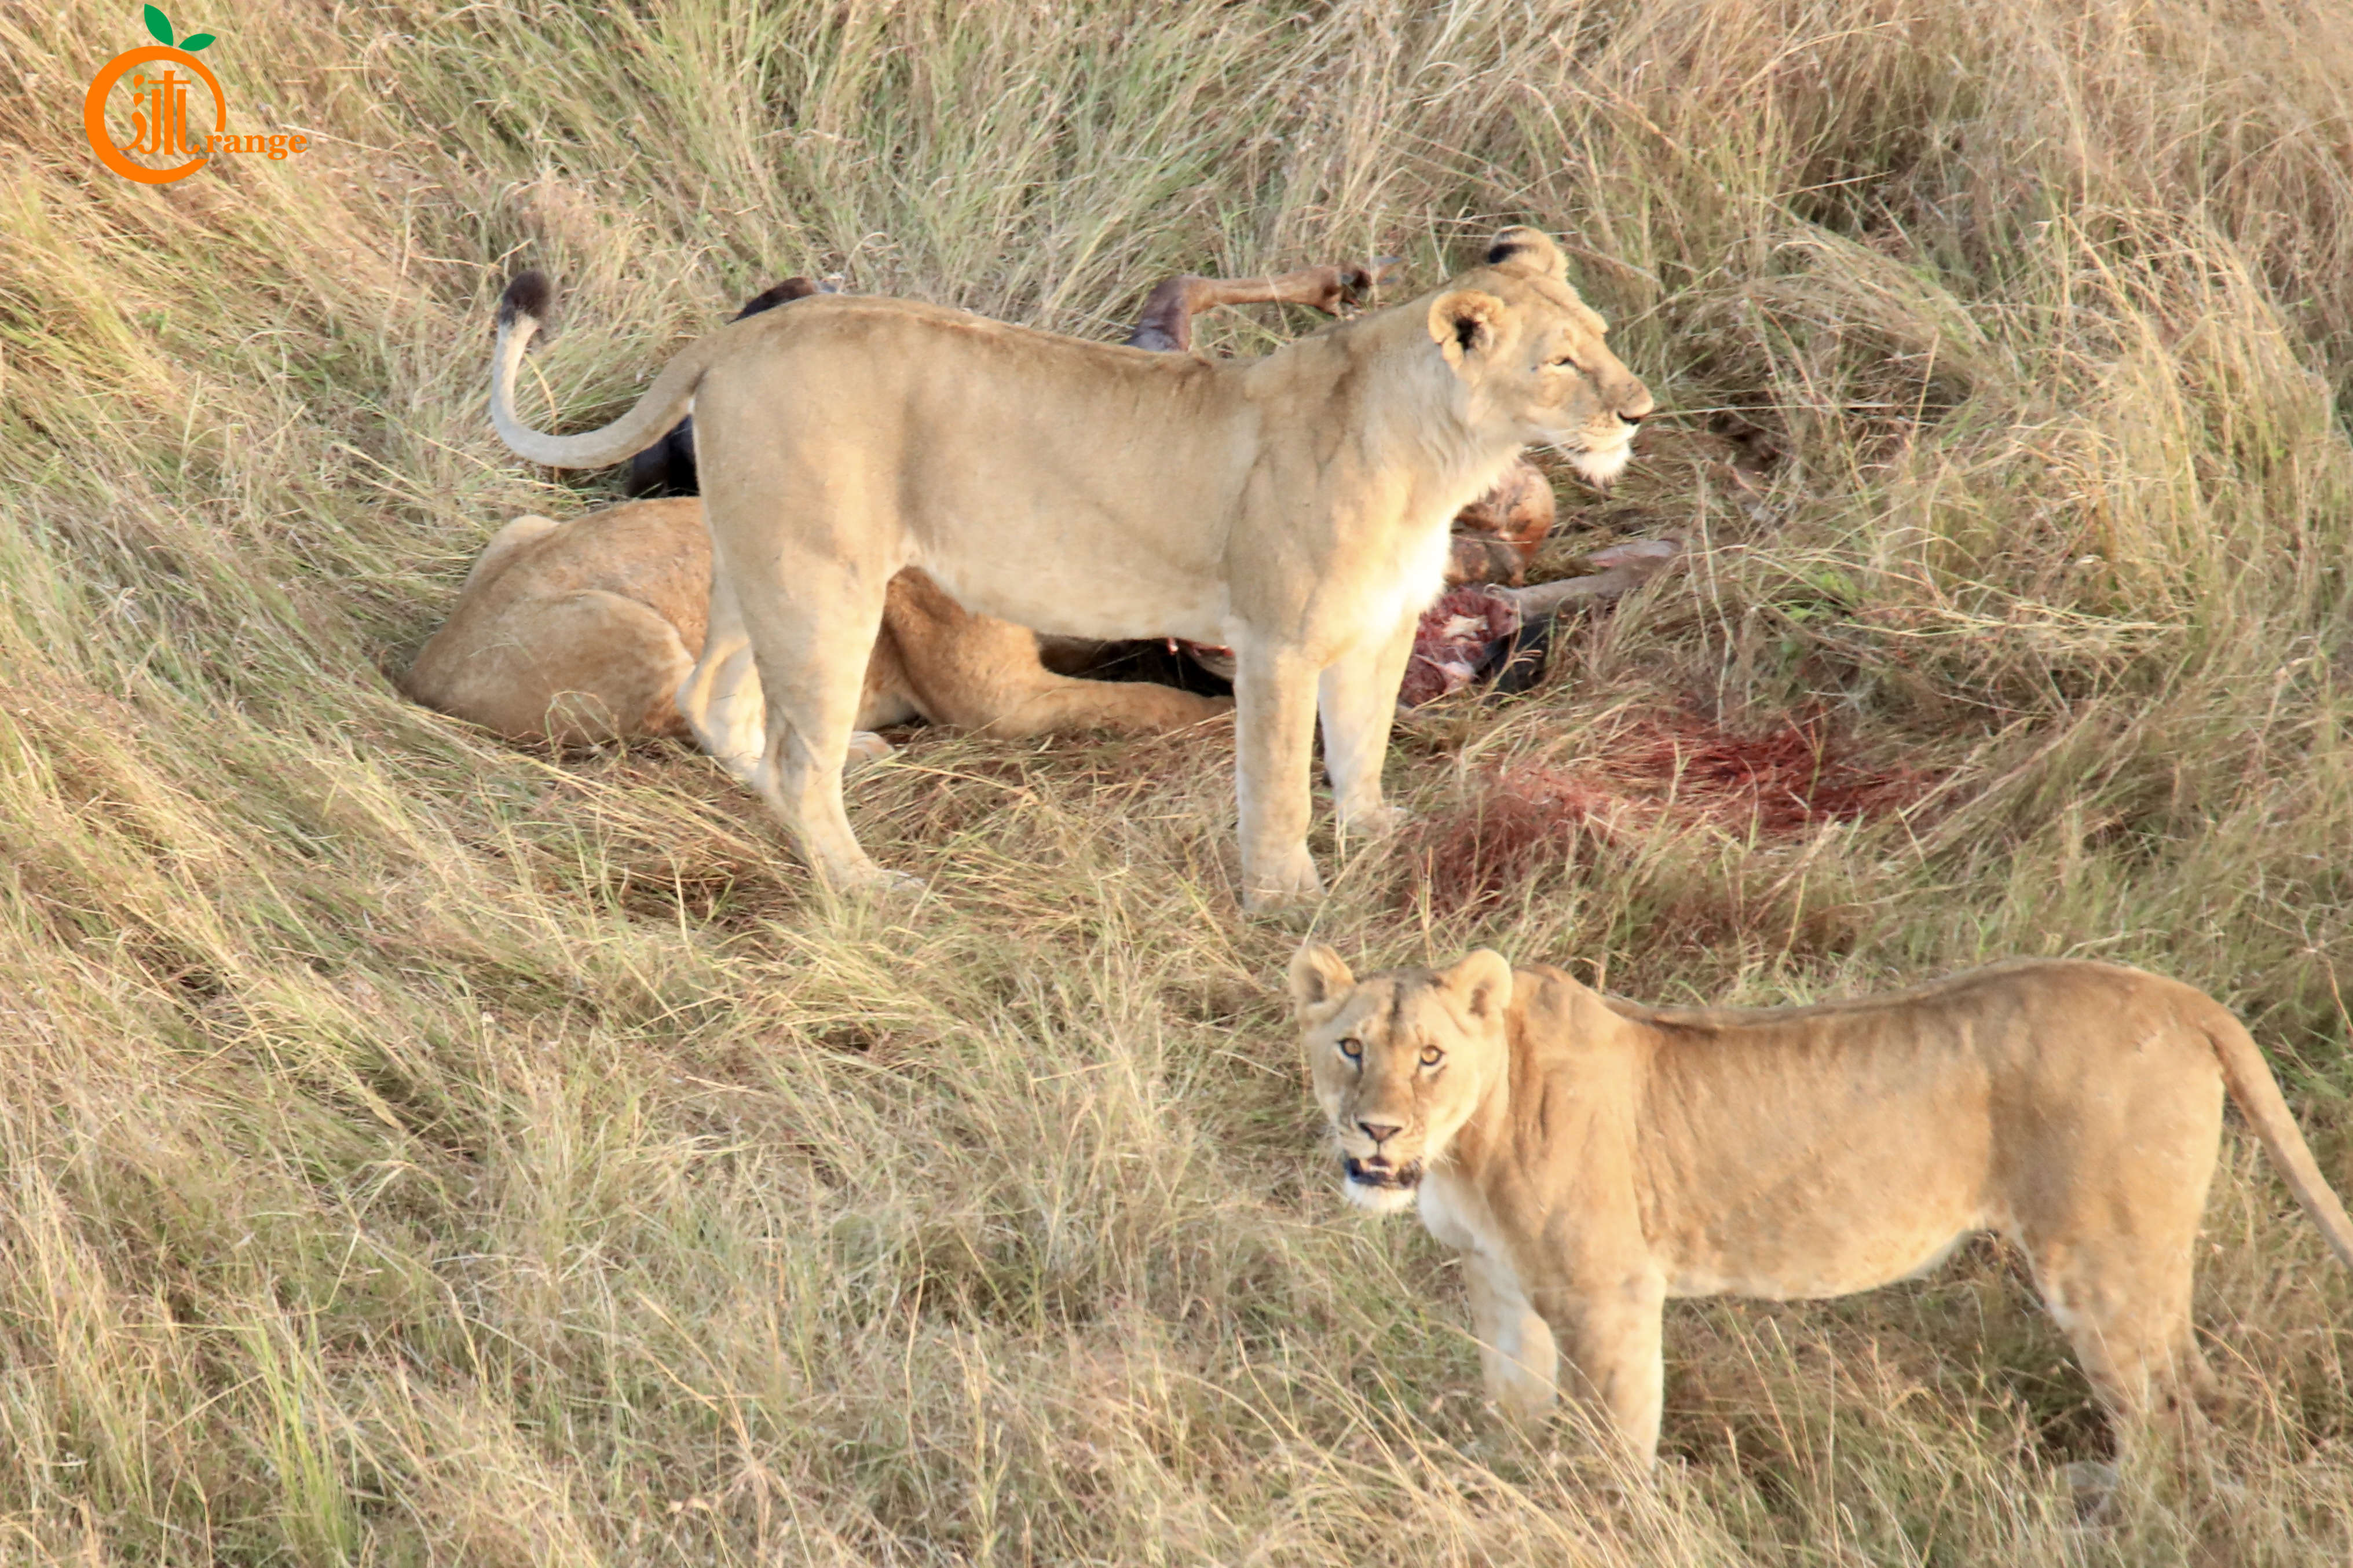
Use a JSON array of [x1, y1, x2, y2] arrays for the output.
[[1289, 946, 1514, 1214], [1427, 227, 1655, 489]]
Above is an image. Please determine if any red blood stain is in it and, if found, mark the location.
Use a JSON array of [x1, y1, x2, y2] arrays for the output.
[[1406, 713, 1933, 911]]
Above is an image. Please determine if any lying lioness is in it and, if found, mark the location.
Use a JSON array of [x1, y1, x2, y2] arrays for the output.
[[400, 497, 1227, 746], [1290, 944, 2353, 1464], [489, 228, 1653, 906]]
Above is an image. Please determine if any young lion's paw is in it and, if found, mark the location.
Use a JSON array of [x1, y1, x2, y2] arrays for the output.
[[846, 730, 895, 768]]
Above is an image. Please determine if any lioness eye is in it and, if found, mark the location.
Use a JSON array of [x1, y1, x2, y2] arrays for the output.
[[1338, 1038, 1363, 1061], [1419, 1045, 1444, 1067]]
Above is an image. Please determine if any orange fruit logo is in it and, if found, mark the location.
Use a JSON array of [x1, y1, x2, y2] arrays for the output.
[[84, 8, 308, 185]]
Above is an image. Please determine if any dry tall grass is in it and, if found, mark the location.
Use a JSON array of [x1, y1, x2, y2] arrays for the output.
[[5, 0, 2353, 1560]]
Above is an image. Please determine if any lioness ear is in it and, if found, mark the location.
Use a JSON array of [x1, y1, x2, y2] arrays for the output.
[[1481, 226, 1568, 283], [1444, 948, 1514, 1023], [1289, 943, 1355, 1013], [1428, 290, 1506, 369]]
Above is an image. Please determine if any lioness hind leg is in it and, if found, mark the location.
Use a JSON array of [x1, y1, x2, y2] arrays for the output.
[[2015, 1067, 2222, 1458], [535, 589, 699, 744], [676, 569, 770, 782], [2027, 1233, 2208, 1456], [724, 545, 910, 896]]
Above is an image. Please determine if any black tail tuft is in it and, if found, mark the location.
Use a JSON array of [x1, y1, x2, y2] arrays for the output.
[[497, 269, 553, 331], [733, 276, 822, 321]]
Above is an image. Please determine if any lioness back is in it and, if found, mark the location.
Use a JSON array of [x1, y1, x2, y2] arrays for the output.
[[694, 295, 1251, 641]]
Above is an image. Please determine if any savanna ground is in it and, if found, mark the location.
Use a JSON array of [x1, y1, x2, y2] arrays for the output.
[[5, 0, 2353, 1561]]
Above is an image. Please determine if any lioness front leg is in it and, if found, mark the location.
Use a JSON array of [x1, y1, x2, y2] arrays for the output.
[[1232, 646, 1323, 910], [1465, 1252, 1560, 1428], [1319, 605, 1423, 838], [1537, 1274, 1668, 1465]]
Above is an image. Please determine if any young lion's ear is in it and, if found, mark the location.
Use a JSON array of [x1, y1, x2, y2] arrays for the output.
[[1428, 290, 1507, 369], [1481, 226, 1568, 283], [1289, 943, 1355, 1013], [1444, 948, 1514, 1023]]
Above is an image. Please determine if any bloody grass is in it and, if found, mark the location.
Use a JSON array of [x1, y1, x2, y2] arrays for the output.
[[1408, 713, 1934, 912]]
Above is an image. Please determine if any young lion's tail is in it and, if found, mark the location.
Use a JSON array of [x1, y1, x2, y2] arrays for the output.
[[489, 271, 724, 470], [2201, 1000, 2353, 1270]]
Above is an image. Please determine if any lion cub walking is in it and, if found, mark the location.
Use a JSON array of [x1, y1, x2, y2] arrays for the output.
[[1290, 945, 2353, 1464]]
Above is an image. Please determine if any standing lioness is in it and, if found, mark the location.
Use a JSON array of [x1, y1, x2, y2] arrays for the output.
[[1290, 945, 2353, 1464], [488, 229, 1652, 906]]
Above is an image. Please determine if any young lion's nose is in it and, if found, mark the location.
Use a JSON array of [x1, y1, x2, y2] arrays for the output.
[[1357, 1119, 1403, 1146]]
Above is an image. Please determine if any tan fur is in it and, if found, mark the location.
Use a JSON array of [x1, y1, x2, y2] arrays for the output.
[[1290, 945, 2353, 1465], [402, 497, 1230, 748], [487, 228, 1653, 906]]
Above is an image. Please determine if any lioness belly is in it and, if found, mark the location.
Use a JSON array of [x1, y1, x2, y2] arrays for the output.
[[913, 544, 1232, 645], [1663, 1218, 1986, 1301]]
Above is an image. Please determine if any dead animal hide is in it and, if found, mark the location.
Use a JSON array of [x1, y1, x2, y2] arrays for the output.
[[1399, 587, 1524, 706]]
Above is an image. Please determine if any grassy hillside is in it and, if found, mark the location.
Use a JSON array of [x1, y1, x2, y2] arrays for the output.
[[6, 0, 2353, 1560]]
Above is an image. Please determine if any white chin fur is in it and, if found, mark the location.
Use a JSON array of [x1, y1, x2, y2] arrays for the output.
[[1565, 437, 1634, 486], [1343, 1177, 1419, 1215]]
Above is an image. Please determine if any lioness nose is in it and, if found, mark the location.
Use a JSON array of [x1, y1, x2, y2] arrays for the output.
[[1619, 380, 1656, 424], [1357, 1119, 1403, 1146]]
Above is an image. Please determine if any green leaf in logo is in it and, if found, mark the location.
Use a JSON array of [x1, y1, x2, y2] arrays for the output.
[[179, 31, 214, 50], [144, 5, 173, 44]]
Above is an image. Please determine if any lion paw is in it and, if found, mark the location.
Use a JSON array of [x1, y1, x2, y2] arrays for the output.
[[846, 730, 895, 769], [1337, 803, 1414, 839], [1243, 852, 1326, 917], [820, 864, 927, 906], [707, 748, 764, 786]]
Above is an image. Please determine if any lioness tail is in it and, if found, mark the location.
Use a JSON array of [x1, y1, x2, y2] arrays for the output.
[[489, 270, 724, 470], [2203, 1002, 2353, 1270]]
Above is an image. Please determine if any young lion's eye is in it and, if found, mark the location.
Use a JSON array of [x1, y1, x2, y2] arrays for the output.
[[1419, 1045, 1444, 1068], [1338, 1038, 1363, 1061]]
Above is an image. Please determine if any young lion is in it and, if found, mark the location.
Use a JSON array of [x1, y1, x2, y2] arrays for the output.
[[1290, 944, 2353, 1465], [488, 228, 1653, 906]]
